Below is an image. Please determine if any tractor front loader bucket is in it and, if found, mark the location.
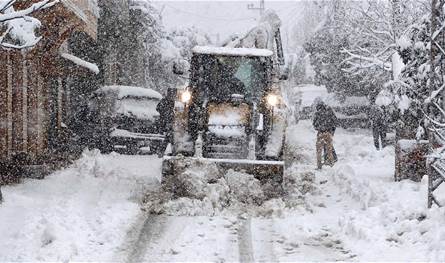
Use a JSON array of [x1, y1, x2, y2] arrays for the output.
[[161, 156, 284, 195]]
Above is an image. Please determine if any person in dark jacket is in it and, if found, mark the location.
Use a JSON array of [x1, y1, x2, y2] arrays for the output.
[[369, 104, 387, 150], [313, 100, 338, 169], [156, 88, 176, 157]]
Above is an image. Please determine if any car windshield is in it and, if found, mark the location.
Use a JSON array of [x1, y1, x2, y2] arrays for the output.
[[194, 54, 269, 101], [116, 98, 160, 121]]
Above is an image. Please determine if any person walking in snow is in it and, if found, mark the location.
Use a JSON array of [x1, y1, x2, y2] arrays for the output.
[[156, 88, 176, 158], [369, 104, 387, 150], [313, 100, 338, 169]]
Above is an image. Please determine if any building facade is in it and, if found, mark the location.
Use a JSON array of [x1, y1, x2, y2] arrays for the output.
[[0, 0, 99, 176]]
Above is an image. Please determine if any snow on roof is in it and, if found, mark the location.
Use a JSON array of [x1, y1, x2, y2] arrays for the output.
[[97, 85, 163, 100], [192, 46, 273, 57], [61, 53, 99, 74]]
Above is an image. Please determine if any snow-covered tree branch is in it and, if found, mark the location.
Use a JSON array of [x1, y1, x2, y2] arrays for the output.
[[0, 0, 58, 49]]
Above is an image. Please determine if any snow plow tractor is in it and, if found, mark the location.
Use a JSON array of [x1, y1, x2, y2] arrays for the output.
[[161, 46, 288, 194]]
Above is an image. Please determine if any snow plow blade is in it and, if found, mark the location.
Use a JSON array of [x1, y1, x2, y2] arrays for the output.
[[161, 156, 284, 192]]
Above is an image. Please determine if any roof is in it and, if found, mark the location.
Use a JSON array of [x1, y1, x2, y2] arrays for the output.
[[96, 86, 163, 100], [192, 46, 273, 57]]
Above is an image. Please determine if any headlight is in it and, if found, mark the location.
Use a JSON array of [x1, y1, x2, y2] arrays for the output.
[[266, 94, 279, 107], [180, 90, 192, 103]]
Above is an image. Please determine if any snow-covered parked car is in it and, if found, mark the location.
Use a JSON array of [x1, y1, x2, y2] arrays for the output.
[[291, 85, 328, 120], [88, 85, 165, 154], [325, 94, 371, 129]]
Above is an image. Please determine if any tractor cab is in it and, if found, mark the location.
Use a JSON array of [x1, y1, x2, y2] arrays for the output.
[[173, 46, 285, 161], [189, 48, 273, 103]]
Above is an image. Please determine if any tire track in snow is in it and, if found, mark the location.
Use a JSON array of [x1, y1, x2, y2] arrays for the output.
[[265, 219, 279, 262], [250, 218, 279, 262], [237, 218, 254, 262], [123, 214, 167, 263]]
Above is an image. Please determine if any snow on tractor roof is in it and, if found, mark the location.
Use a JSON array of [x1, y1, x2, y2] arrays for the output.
[[192, 46, 273, 57], [97, 85, 162, 100]]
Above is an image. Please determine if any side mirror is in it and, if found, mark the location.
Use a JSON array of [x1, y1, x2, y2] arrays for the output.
[[173, 59, 189, 75]]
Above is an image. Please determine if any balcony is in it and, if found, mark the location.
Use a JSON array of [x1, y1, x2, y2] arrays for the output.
[[61, 0, 99, 39], [15, 0, 99, 40]]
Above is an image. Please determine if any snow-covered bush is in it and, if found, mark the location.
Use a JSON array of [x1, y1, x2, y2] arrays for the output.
[[304, 0, 426, 100], [0, 0, 58, 49]]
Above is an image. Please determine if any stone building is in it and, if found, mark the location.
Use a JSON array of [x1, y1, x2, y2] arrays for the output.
[[0, 0, 99, 178]]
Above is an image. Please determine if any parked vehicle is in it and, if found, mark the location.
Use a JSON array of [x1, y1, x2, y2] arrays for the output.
[[325, 95, 371, 129], [291, 85, 328, 120], [88, 85, 164, 154]]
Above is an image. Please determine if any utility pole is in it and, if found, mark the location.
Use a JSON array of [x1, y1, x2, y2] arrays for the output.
[[247, 0, 265, 17]]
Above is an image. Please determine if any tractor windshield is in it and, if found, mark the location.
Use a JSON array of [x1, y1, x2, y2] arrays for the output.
[[192, 54, 269, 101]]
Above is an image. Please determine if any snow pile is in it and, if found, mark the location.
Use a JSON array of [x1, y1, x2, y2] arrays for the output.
[[308, 126, 445, 261], [284, 164, 315, 196], [331, 164, 380, 210], [0, 150, 161, 261], [333, 162, 445, 260], [173, 161, 221, 199], [224, 170, 265, 205], [285, 119, 445, 260], [144, 160, 299, 217]]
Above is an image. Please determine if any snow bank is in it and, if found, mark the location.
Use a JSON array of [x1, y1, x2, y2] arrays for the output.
[[320, 127, 445, 260], [0, 150, 161, 261], [284, 120, 445, 260], [333, 161, 445, 261]]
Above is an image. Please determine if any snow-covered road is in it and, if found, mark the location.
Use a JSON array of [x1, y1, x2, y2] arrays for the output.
[[0, 153, 162, 261], [1, 121, 445, 261]]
